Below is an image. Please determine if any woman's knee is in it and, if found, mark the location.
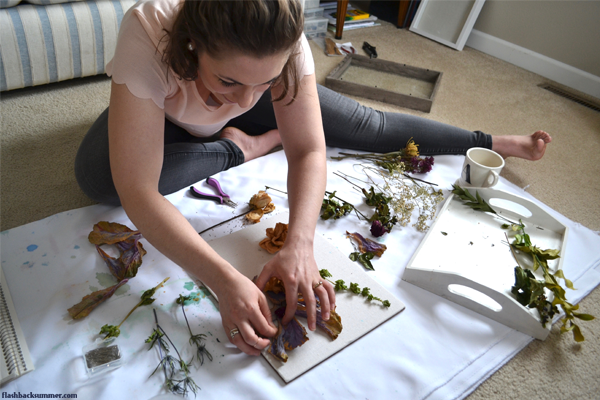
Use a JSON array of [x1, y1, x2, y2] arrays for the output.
[[74, 108, 121, 205]]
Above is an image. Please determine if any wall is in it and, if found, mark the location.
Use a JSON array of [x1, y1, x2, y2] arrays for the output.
[[474, 0, 600, 77], [469, 0, 600, 97]]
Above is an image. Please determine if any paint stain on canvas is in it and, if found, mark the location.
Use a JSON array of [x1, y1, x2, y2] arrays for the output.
[[95, 272, 130, 295]]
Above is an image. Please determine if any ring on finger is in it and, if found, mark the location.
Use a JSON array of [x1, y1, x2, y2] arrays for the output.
[[230, 327, 240, 339], [313, 281, 323, 290]]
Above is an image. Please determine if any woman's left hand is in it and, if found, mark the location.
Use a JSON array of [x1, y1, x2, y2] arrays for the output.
[[255, 240, 336, 331]]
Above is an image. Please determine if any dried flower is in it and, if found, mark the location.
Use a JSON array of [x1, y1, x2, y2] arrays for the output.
[[409, 156, 434, 174], [370, 220, 388, 237], [249, 190, 272, 210], [404, 139, 420, 157], [259, 223, 288, 254]]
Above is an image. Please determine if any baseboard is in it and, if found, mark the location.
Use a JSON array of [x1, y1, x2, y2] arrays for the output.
[[466, 29, 600, 99]]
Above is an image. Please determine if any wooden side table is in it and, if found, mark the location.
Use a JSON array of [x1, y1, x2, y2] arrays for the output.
[[334, 0, 349, 40]]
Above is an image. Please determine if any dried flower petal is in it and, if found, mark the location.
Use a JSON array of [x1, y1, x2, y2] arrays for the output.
[[249, 190, 272, 210], [268, 307, 309, 363], [267, 322, 288, 362], [245, 209, 264, 223], [296, 297, 343, 340], [346, 231, 387, 257], [263, 202, 276, 214], [68, 279, 129, 319], [264, 277, 287, 305]]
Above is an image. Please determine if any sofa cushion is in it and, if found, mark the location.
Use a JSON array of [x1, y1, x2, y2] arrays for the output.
[[1, 0, 137, 91], [0, 0, 21, 9], [25, 0, 85, 4]]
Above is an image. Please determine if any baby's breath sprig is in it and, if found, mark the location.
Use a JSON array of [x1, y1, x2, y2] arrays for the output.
[[336, 165, 444, 232], [176, 294, 213, 366], [320, 269, 391, 307]]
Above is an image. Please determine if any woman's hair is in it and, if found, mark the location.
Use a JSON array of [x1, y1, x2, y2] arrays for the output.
[[162, 0, 305, 103]]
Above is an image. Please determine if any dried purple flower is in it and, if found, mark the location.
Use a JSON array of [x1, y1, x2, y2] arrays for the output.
[[370, 220, 388, 237]]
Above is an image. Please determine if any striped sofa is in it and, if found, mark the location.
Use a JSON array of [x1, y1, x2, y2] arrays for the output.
[[1, 0, 136, 92]]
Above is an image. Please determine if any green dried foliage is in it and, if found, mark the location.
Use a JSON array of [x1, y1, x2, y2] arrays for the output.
[[321, 191, 355, 220], [319, 269, 390, 308], [98, 277, 169, 339], [147, 310, 200, 397]]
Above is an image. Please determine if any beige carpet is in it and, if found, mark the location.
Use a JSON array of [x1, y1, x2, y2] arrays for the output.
[[2, 21, 599, 400]]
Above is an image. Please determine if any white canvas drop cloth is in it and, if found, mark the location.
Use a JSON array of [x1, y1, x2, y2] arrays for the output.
[[2, 149, 599, 400]]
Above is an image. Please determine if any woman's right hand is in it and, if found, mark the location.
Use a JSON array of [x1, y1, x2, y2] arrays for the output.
[[215, 271, 278, 356]]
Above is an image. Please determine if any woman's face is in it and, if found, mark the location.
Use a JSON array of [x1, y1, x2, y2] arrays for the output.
[[198, 51, 289, 108]]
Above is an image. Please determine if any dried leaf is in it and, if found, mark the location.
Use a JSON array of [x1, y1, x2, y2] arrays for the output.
[[88, 221, 141, 245], [68, 279, 129, 319], [89, 222, 146, 281]]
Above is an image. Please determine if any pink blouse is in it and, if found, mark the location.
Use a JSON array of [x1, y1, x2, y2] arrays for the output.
[[106, 0, 315, 137]]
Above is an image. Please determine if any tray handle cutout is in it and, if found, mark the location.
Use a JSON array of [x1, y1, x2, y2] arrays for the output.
[[448, 284, 502, 312], [488, 198, 533, 219]]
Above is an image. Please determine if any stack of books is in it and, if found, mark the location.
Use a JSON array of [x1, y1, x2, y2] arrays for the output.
[[321, 2, 380, 32]]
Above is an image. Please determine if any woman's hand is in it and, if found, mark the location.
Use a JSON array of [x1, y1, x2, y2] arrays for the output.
[[216, 271, 278, 356], [255, 239, 336, 331]]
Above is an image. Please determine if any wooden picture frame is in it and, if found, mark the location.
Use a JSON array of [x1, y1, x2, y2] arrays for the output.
[[409, 0, 486, 51], [325, 54, 443, 113]]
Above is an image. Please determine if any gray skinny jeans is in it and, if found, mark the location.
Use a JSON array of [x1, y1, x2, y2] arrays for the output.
[[74, 84, 491, 205]]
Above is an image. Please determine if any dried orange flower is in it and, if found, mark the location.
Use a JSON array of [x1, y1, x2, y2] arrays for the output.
[[259, 223, 288, 254], [249, 190, 272, 210], [246, 209, 264, 223]]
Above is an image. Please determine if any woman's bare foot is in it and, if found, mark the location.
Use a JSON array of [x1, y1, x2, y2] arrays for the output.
[[220, 127, 282, 162], [492, 130, 552, 160]]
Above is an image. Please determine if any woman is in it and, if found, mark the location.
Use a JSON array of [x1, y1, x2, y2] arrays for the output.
[[75, 0, 550, 356]]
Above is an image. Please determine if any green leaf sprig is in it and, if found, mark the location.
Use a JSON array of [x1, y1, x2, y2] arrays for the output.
[[99, 277, 170, 339], [176, 294, 213, 366], [147, 309, 199, 397], [349, 251, 375, 270], [319, 269, 390, 307], [505, 227, 594, 342]]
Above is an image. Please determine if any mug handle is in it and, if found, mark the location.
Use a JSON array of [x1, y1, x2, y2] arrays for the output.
[[486, 171, 499, 187]]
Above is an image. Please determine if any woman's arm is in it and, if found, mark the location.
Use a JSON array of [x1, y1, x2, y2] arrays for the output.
[[255, 73, 336, 330], [108, 81, 277, 355]]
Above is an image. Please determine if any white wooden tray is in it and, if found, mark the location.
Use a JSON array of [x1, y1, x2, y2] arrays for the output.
[[403, 187, 569, 340]]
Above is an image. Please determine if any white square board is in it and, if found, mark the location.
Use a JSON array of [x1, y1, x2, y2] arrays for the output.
[[204, 212, 405, 382]]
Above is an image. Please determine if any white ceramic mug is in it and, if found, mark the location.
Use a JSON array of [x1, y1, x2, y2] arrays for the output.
[[459, 148, 505, 187]]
